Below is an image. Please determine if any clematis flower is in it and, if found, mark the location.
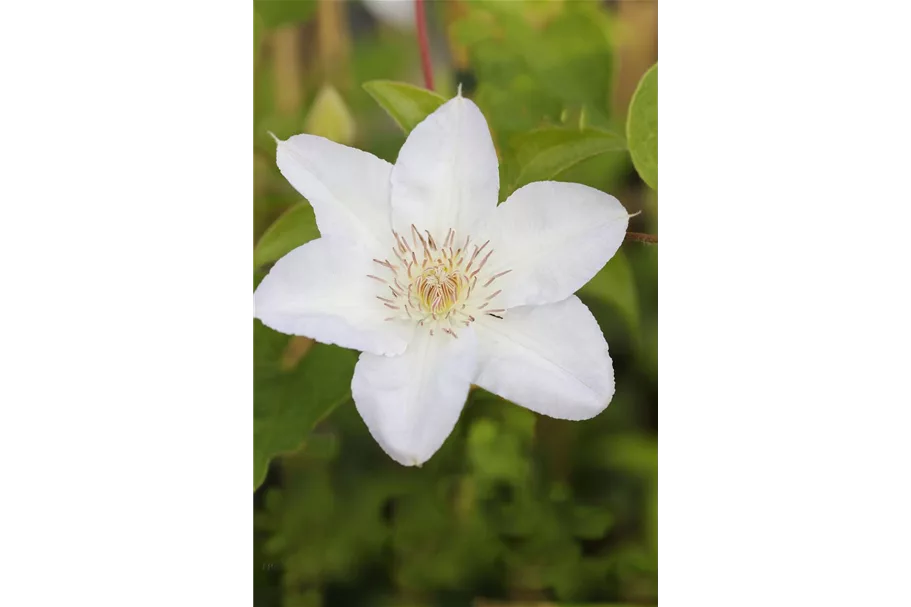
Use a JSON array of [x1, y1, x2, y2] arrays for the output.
[[255, 91, 630, 466]]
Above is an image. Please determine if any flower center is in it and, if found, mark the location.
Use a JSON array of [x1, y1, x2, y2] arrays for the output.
[[366, 225, 510, 337], [414, 265, 468, 316]]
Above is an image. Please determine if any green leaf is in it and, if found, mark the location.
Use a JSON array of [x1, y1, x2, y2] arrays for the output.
[[362, 80, 446, 134], [522, 8, 614, 111], [304, 84, 356, 145], [253, 203, 319, 269], [627, 63, 658, 190], [508, 127, 627, 195], [254, 0, 317, 28], [254, 320, 357, 490], [579, 250, 640, 335]]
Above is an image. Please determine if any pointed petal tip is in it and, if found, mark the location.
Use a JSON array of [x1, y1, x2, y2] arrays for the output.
[[267, 130, 281, 145], [457, 82, 463, 98]]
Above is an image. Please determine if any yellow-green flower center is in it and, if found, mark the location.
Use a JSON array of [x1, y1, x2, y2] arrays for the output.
[[413, 265, 469, 316]]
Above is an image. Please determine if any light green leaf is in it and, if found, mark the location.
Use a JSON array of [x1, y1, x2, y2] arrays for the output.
[[253, 203, 319, 269], [254, 0, 317, 28], [627, 63, 658, 190], [579, 250, 639, 335], [362, 80, 446, 134], [254, 320, 357, 490], [522, 8, 614, 111], [304, 84, 356, 145], [508, 127, 627, 195]]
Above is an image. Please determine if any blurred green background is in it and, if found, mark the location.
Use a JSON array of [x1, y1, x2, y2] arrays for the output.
[[253, 1, 657, 605]]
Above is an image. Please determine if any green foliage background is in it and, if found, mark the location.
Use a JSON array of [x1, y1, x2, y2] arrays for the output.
[[254, 1, 657, 605]]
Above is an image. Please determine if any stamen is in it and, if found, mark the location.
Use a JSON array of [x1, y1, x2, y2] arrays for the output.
[[373, 258, 398, 272], [477, 249, 493, 273], [483, 270, 511, 287], [379, 227, 504, 334]]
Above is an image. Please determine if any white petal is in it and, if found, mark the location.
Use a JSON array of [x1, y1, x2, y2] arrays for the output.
[[352, 327, 478, 466], [474, 296, 614, 420], [254, 237, 411, 356], [480, 181, 628, 309], [390, 95, 499, 239], [275, 134, 394, 253]]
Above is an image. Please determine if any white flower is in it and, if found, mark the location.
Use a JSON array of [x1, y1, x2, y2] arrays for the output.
[[255, 92, 630, 466]]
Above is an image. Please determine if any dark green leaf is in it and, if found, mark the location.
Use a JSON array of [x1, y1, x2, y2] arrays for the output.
[[508, 127, 627, 195], [627, 63, 658, 190], [362, 80, 446, 134], [254, 320, 357, 490]]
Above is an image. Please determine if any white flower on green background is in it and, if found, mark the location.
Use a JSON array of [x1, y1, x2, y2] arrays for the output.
[[255, 91, 629, 466]]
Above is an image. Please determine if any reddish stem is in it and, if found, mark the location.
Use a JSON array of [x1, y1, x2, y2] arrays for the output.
[[625, 232, 658, 244], [415, 0, 435, 91]]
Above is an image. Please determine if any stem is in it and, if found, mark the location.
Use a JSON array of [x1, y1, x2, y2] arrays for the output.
[[415, 0, 435, 90], [625, 232, 658, 244]]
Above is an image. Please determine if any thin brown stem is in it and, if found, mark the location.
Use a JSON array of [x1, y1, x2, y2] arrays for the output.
[[415, 0, 435, 90], [625, 232, 658, 244]]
